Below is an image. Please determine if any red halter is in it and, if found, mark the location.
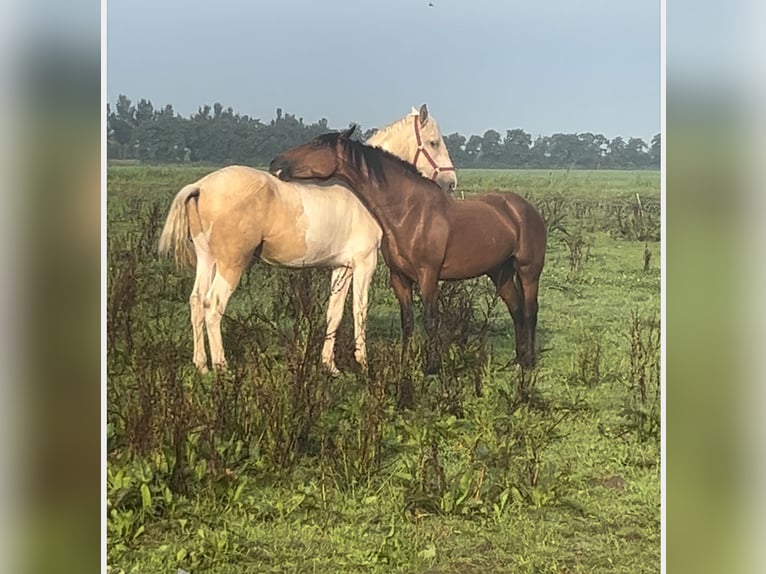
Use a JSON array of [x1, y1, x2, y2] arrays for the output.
[[412, 115, 456, 182]]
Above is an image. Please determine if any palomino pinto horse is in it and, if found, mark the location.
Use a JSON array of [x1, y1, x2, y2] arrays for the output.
[[270, 127, 546, 373], [158, 106, 456, 373]]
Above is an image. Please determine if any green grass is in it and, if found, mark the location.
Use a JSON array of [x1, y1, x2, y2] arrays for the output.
[[107, 166, 660, 573], [458, 168, 659, 196]]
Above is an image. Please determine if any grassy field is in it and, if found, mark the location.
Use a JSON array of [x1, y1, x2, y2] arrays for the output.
[[107, 166, 660, 573]]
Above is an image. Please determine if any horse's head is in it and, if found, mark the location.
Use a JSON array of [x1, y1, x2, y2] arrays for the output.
[[411, 104, 457, 193], [366, 105, 457, 193], [270, 126, 355, 182]]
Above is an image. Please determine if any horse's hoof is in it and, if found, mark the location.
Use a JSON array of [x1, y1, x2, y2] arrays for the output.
[[352, 358, 368, 376], [354, 350, 368, 368], [322, 362, 341, 377]]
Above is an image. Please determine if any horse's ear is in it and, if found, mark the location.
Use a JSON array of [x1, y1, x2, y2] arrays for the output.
[[419, 104, 429, 126], [340, 124, 356, 139]]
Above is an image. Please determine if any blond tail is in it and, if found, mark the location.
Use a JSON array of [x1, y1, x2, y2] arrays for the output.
[[158, 184, 200, 268]]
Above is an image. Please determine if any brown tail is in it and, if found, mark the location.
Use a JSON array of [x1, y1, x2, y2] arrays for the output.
[[158, 184, 200, 268]]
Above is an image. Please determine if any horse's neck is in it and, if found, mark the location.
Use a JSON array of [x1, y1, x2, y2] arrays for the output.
[[338, 154, 431, 235], [340, 178, 399, 240], [364, 116, 416, 164]]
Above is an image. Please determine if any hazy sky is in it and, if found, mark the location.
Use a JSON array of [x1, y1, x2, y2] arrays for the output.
[[107, 0, 660, 142]]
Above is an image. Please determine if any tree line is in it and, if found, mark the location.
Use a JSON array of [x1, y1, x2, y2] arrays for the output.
[[107, 95, 660, 169]]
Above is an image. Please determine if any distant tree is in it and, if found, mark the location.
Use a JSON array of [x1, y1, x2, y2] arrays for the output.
[[592, 134, 610, 168], [481, 129, 503, 167], [157, 104, 175, 119], [114, 94, 135, 125], [548, 133, 579, 167], [649, 133, 661, 167], [195, 105, 211, 121], [607, 136, 626, 168], [108, 95, 136, 157], [106, 95, 659, 169], [444, 132, 468, 166], [529, 135, 549, 168], [572, 132, 608, 169], [624, 137, 648, 168], [465, 134, 483, 164], [135, 98, 154, 126], [503, 129, 531, 167]]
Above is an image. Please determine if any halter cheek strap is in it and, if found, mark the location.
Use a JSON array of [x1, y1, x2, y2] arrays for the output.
[[412, 115, 456, 182]]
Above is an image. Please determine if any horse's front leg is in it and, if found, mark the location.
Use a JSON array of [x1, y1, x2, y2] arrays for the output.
[[390, 271, 415, 408], [322, 265, 353, 374], [419, 274, 441, 375], [351, 251, 378, 371], [389, 271, 414, 364]]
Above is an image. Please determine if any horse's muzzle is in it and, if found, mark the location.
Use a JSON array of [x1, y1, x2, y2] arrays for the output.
[[437, 172, 458, 194], [269, 159, 290, 180]]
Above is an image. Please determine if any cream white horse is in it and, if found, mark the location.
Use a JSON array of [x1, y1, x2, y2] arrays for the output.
[[158, 105, 457, 373]]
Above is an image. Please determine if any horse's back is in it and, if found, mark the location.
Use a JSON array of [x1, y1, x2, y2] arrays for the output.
[[196, 165, 274, 199], [484, 191, 547, 269], [475, 192, 545, 233]]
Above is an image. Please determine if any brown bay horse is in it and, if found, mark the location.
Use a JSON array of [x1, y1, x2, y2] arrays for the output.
[[270, 127, 547, 374]]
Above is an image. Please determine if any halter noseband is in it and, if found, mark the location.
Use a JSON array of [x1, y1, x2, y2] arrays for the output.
[[412, 115, 456, 182]]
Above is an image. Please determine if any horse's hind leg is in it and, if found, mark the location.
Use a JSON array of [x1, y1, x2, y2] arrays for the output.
[[488, 260, 527, 367], [418, 272, 442, 375], [322, 265, 353, 374], [516, 262, 542, 368], [190, 235, 215, 372], [390, 271, 415, 364], [203, 263, 243, 370], [351, 251, 378, 370]]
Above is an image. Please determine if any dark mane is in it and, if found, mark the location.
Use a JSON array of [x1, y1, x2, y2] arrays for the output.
[[320, 132, 442, 190]]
